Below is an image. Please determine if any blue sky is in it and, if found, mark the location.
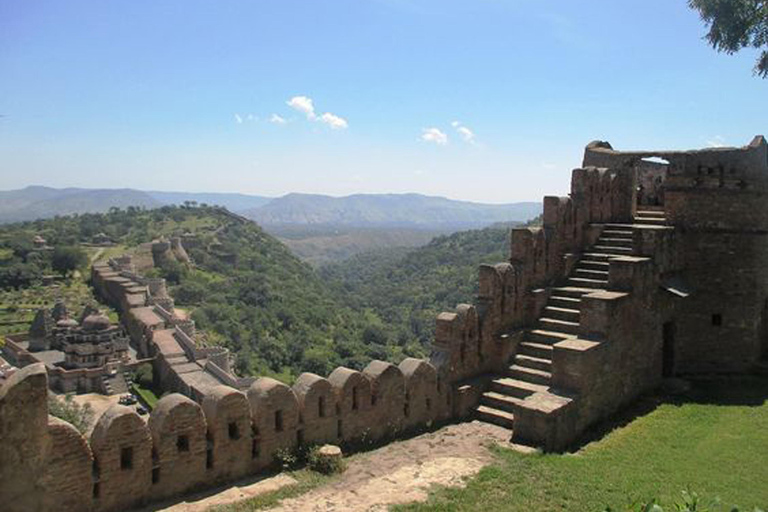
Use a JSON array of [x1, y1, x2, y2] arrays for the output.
[[0, 0, 765, 203]]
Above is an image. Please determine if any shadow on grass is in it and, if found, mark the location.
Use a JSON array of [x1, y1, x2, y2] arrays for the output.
[[567, 374, 768, 453]]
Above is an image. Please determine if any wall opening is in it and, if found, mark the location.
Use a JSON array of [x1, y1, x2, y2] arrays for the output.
[[712, 313, 723, 327], [426, 397, 432, 411], [92, 482, 100, 499], [662, 321, 676, 378], [177, 434, 189, 452], [352, 386, 359, 411], [318, 396, 326, 417], [152, 467, 160, 484], [120, 447, 133, 470], [251, 438, 261, 459], [275, 410, 284, 432], [206, 432, 214, 470], [637, 157, 670, 208], [337, 419, 343, 439], [228, 422, 240, 440]]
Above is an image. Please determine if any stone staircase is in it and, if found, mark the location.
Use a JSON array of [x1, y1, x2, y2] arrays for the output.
[[102, 369, 130, 396], [476, 223, 640, 430], [634, 209, 667, 226]]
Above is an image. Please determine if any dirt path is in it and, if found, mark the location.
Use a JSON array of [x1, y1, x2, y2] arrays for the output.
[[267, 421, 517, 512], [146, 421, 521, 512]]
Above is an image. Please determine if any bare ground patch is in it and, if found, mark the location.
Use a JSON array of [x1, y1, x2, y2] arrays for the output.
[[265, 421, 515, 512]]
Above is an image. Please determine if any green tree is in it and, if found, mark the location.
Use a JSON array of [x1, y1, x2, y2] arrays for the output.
[[51, 246, 87, 277], [48, 394, 94, 434], [689, 0, 768, 77]]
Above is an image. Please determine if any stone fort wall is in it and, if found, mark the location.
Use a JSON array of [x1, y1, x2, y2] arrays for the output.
[[2, 137, 767, 511]]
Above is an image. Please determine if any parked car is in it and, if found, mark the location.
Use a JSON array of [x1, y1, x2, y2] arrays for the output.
[[119, 394, 137, 405], [136, 406, 148, 415]]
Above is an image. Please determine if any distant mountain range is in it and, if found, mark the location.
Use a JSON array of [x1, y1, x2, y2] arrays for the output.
[[0, 186, 161, 223], [0, 186, 541, 229], [243, 193, 541, 229], [0, 186, 272, 224]]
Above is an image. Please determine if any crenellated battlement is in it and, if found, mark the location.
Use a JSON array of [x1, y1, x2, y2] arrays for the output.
[[0, 357, 453, 512]]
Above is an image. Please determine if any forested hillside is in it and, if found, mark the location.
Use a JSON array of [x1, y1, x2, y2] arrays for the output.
[[318, 227, 511, 350], [0, 206, 420, 381]]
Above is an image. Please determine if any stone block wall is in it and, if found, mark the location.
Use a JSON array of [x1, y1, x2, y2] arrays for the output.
[[0, 354, 459, 512]]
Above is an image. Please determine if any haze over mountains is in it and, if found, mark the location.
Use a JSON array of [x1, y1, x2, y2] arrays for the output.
[[244, 193, 541, 229], [0, 186, 541, 229]]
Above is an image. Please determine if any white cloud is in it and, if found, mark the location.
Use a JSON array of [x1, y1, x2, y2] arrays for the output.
[[707, 135, 726, 148], [270, 113, 287, 125], [320, 112, 348, 130], [234, 113, 243, 124], [421, 127, 448, 146], [457, 126, 475, 143], [286, 95, 348, 130], [287, 96, 316, 119], [451, 120, 476, 145], [247, 114, 257, 121]]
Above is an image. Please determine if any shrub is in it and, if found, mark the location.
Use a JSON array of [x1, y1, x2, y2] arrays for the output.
[[48, 394, 94, 434], [307, 445, 345, 475]]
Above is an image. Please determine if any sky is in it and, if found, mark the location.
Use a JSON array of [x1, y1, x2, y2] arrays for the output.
[[0, 0, 766, 203]]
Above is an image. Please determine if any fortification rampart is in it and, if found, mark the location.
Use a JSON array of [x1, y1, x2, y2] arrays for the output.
[[4, 137, 768, 510], [0, 356, 456, 512]]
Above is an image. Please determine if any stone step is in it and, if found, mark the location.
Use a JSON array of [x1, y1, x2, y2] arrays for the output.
[[527, 328, 576, 344], [538, 317, 580, 335], [634, 217, 666, 226], [592, 245, 633, 255], [597, 237, 634, 248], [551, 286, 596, 298], [548, 295, 581, 309], [579, 260, 610, 272], [574, 268, 609, 280], [518, 341, 555, 359], [476, 405, 515, 429], [492, 376, 548, 395], [490, 377, 546, 397], [480, 391, 527, 413], [581, 252, 615, 262], [602, 229, 634, 238], [636, 209, 666, 217], [508, 364, 552, 385], [514, 353, 552, 372], [543, 305, 580, 323], [567, 277, 608, 289]]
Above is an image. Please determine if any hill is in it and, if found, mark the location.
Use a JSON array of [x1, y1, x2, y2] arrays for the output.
[[146, 190, 273, 211], [0, 205, 421, 380], [244, 193, 541, 229], [0, 186, 161, 223], [268, 225, 450, 266], [318, 226, 512, 350]]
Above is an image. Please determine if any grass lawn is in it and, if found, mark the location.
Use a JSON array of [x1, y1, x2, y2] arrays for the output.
[[395, 376, 768, 512], [131, 382, 160, 410]]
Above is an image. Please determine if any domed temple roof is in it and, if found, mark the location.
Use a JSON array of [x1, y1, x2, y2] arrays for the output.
[[82, 314, 111, 332]]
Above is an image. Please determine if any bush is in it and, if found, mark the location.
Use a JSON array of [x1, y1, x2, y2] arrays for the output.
[[48, 394, 94, 434], [307, 445, 345, 475]]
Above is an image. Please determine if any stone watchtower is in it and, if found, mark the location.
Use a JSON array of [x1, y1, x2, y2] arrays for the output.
[[584, 135, 768, 372]]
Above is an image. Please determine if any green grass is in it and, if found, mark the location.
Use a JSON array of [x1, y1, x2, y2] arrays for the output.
[[394, 376, 768, 512], [208, 470, 333, 512], [131, 383, 159, 410]]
